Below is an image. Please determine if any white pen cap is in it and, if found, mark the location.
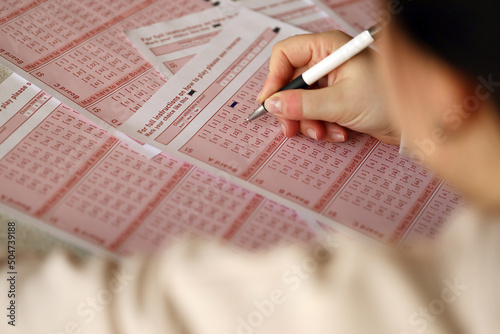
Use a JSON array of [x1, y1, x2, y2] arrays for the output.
[[302, 30, 375, 85]]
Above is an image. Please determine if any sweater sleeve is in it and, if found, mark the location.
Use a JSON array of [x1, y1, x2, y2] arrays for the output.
[[1, 221, 490, 334]]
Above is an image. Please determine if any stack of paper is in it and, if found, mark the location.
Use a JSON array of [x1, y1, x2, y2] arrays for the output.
[[0, 0, 463, 256]]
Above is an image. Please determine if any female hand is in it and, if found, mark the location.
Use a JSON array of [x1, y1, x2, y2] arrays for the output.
[[257, 30, 401, 145]]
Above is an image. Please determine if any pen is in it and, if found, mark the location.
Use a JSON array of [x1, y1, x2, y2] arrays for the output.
[[246, 25, 382, 122]]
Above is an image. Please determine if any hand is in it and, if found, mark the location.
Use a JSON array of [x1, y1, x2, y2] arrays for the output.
[[257, 30, 401, 145]]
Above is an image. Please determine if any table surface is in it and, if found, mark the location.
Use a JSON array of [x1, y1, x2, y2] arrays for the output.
[[0, 64, 12, 83]]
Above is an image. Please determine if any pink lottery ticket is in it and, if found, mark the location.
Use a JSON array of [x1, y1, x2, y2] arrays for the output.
[[0, 72, 322, 255], [0, 0, 218, 130], [396, 181, 464, 249], [125, 0, 349, 79], [316, 0, 381, 32], [121, 8, 465, 246]]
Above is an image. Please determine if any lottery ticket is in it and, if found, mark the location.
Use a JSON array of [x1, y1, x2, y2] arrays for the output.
[[121, 8, 464, 246], [125, 0, 352, 79], [315, 0, 382, 32], [0, 72, 323, 255], [0, 0, 217, 133]]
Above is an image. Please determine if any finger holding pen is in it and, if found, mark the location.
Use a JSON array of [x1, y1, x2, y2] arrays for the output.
[[255, 32, 349, 142], [254, 28, 400, 145]]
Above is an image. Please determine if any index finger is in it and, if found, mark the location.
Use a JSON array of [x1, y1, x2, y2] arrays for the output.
[[257, 30, 353, 103]]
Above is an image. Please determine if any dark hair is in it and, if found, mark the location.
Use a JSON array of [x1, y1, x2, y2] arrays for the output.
[[394, 0, 500, 107]]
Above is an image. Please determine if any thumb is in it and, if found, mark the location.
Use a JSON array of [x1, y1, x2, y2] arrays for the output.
[[264, 82, 351, 123]]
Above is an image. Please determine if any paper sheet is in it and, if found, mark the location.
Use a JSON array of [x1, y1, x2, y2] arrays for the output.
[[121, 8, 464, 247], [125, 0, 352, 79], [316, 0, 381, 32], [0, 0, 463, 252], [0, 0, 230, 157], [0, 72, 323, 255]]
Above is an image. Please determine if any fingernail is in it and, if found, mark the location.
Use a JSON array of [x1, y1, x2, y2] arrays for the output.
[[256, 92, 263, 103], [264, 96, 281, 114], [331, 132, 345, 142], [281, 123, 287, 136], [276, 118, 287, 135], [306, 128, 318, 140]]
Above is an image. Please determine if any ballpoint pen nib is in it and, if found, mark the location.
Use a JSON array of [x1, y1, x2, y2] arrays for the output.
[[246, 105, 267, 122]]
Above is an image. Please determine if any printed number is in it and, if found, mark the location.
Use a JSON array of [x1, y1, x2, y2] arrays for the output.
[[111, 119, 122, 126]]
